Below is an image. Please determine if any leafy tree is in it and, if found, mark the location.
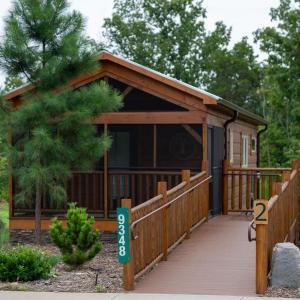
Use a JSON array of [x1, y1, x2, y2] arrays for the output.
[[103, 0, 263, 113], [0, 0, 122, 243], [50, 203, 102, 266], [255, 0, 300, 166], [202, 38, 263, 115]]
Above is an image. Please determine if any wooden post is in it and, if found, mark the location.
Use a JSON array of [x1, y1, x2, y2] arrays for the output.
[[182, 170, 191, 239], [291, 160, 300, 245], [157, 181, 168, 261], [291, 160, 300, 171], [223, 160, 229, 215], [104, 124, 108, 219], [8, 129, 13, 220], [201, 124, 208, 172], [271, 182, 282, 196], [256, 223, 268, 294], [121, 198, 134, 291], [282, 170, 291, 182], [153, 124, 157, 168]]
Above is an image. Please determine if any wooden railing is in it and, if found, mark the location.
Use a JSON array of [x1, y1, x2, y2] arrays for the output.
[[13, 169, 184, 218], [255, 160, 300, 294], [121, 169, 210, 290], [108, 170, 182, 215], [223, 160, 291, 213]]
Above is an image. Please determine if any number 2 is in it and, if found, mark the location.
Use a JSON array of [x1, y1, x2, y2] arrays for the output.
[[256, 203, 266, 221]]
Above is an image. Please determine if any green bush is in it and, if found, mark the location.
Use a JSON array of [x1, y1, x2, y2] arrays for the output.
[[0, 245, 58, 281], [0, 219, 9, 248], [50, 203, 102, 266]]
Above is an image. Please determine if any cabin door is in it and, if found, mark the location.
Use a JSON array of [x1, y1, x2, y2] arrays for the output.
[[208, 126, 225, 215]]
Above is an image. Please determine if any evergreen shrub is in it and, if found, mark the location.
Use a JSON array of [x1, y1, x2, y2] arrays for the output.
[[50, 203, 102, 266], [0, 245, 58, 281]]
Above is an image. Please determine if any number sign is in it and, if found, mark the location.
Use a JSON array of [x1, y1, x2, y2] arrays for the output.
[[117, 207, 130, 263], [254, 200, 268, 224]]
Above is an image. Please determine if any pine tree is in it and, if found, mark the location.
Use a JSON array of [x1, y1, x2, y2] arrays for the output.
[[0, 0, 122, 243]]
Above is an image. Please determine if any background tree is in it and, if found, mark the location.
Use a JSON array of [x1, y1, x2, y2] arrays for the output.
[[0, 0, 122, 243], [255, 0, 300, 166], [103, 0, 263, 114], [2, 76, 24, 93]]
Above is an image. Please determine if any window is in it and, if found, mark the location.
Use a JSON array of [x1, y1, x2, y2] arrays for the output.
[[230, 130, 234, 164], [251, 136, 257, 153], [242, 135, 249, 167]]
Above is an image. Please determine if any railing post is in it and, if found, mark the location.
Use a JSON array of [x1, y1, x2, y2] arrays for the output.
[[223, 160, 229, 215], [291, 160, 300, 245], [291, 160, 300, 171], [121, 198, 134, 291], [182, 170, 191, 239], [201, 123, 208, 172], [256, 222, 268, 294], [282, 170, 291, 182], [157, 181, 168, 261]]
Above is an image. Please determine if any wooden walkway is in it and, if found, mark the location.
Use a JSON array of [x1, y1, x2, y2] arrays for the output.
[[134, 215, 256, 296]]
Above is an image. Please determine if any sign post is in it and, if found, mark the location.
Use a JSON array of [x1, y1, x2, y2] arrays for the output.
[[119, 199, 134, 290], [117, 207, 130, 263]]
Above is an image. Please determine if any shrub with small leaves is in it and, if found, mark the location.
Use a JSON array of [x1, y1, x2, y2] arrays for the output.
[[0, 245, 58, 281], [50, 203, 102, 266]]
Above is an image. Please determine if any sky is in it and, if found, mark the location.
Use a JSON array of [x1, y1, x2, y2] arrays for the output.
[[0, 0, 280, 87]]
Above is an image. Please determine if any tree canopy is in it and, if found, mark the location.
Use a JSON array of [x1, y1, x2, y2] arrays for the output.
[[255, 0, 300, 166], [103, 0, 263, 114]]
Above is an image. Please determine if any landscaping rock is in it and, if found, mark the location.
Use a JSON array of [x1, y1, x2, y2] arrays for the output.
[[270, 242, 300, 288]]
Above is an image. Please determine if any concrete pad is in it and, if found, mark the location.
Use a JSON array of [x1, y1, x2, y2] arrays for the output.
[[0, 292, 294, 300], [0, 291, 120, 300], [115, 294, 243, 300]]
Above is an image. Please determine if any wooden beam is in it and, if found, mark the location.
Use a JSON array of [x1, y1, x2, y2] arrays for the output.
[[92, 111, 206, 124], [181, 124, 202, 144], [8, 129, 13, 218], [99, 52, 217, 105], [153, 124, 157, 168], [9, 218, 117, 231], [104, 124, 108, 219], [102, 62, 208, 111], [122, 86, 134, 98], [201, 124, 208, 171]]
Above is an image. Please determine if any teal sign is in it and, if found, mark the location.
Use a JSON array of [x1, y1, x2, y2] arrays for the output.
[[117, 207, 130, 263]]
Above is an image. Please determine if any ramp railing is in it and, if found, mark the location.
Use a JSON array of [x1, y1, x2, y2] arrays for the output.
[[120, 169, 210, 290], [254, 160, 300, 294], [223, 160, 291, 214]]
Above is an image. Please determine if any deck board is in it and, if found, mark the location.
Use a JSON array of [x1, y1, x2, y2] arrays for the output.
[[134, 215, 256, 296]]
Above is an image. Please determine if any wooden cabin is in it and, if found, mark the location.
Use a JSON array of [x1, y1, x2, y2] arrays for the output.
[[5, 51, 266, 232]]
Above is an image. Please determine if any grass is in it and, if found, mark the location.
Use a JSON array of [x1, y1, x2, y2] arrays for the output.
[[0, 201, 9, 247]]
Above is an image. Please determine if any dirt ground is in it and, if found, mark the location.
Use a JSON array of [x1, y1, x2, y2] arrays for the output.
[[0, 242, 123, 293]]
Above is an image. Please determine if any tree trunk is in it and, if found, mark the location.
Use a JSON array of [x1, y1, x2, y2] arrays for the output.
[[35, 182, 42, 244]]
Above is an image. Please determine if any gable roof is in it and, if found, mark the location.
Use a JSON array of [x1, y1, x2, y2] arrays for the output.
[[4, 51, 266, 125]]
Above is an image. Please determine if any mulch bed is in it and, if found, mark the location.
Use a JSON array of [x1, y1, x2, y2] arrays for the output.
[[0, 241, 123, 293], [265, 287, 300, 298]]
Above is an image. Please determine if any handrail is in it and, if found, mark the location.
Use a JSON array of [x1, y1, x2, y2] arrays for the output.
[[131, 194, 163, 213], [227, 167, 291, 172], [248, 220, 256, 242], [190, 171, 206, 182], [224, 172, 281, 176], [166, 181, 187, 196], [130, 175, 212, 240]]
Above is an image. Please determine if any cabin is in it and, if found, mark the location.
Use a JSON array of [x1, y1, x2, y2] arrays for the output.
[[5, 51, 267, 232]]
